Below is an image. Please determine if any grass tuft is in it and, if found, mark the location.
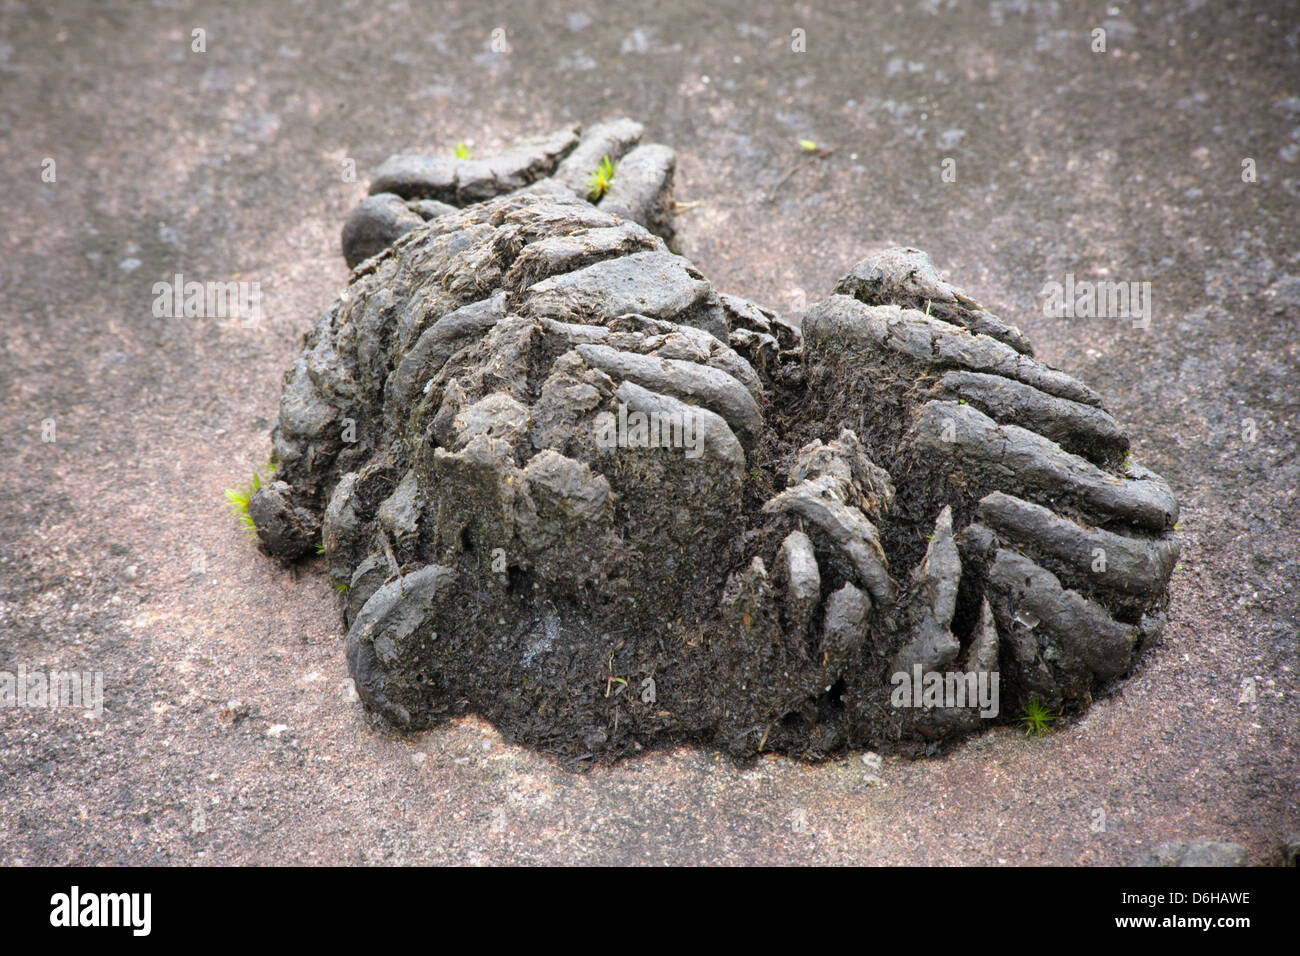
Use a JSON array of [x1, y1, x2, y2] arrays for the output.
[[224, 456, 278, 539], [1018, 697, 1057, 737], [586, 155, 616, 201], [224, 472, 262, 538]]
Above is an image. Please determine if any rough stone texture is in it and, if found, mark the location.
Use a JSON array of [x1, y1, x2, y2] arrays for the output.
[[253, 134, 1181, 766], [5, 0, 1295, 865], [1130, 840, 1249, 867], [1281, 834, 1300, 868]]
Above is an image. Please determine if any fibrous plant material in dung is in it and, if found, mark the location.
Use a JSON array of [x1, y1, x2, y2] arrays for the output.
[[250, 119, 1179, 768]]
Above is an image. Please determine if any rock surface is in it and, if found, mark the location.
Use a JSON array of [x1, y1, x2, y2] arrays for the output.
[[5, 1, 1295, 865], [1130, 840, 1249, 867], [255, 128, 1180, 767]]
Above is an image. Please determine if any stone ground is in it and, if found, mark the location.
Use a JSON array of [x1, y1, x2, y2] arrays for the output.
[[0, 0, 1296, 865]]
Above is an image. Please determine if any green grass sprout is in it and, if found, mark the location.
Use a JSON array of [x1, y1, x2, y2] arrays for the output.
[[224, 472, 263, 538], [586, 155, 616, 201], [1019, 697, 1057, 737]]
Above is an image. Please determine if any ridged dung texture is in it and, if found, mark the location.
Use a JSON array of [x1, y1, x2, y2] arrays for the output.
[[251, 123, 1178, 768]]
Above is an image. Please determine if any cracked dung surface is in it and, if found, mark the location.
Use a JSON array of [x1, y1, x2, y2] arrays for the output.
[[253, 128, 1178, 768]]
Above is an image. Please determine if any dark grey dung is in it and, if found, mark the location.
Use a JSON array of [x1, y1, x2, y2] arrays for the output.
[[254, 122, 1178, 768]]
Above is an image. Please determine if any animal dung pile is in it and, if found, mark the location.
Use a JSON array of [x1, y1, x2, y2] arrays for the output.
[[250, 120, 1178, 767]]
